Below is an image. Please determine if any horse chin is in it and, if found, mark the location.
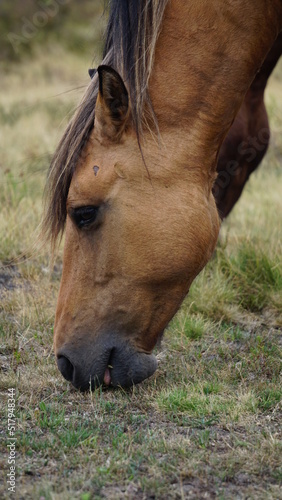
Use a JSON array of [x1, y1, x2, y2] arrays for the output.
[[56, 331, 158, 391]]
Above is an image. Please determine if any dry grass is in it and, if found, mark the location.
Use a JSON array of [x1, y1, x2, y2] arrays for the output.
[[0, 23, 281, 500]]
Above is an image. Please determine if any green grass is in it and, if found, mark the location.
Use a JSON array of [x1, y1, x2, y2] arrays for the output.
[[0, 13, 282, 500]]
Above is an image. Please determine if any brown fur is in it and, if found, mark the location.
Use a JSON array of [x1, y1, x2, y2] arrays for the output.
[[214, 32, 282, 218], [47, 1, 282, 389]]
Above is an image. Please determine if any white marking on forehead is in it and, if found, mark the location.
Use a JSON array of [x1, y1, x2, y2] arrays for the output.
[[93, 165, 100, 176]]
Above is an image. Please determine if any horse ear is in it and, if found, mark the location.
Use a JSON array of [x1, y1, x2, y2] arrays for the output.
[[94, 65, 129, 141]]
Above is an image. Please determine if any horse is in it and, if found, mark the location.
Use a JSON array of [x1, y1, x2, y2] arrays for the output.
[[214, 31, 282, 218], [43, 0, 282, 390]]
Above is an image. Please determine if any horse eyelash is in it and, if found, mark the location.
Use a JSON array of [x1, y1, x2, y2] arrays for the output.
[[69, 206, 99, 229]]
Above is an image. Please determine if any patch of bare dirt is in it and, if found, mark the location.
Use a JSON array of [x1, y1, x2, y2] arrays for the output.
[[0, 265, 21, 296]]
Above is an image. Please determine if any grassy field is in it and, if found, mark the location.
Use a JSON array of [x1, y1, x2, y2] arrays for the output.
[[0, 7, 282, 499]]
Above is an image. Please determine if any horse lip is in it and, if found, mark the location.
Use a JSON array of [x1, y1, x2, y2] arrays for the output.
[[108, 349, 158, 388]]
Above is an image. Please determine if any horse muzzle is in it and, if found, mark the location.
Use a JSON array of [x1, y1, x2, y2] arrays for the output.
[[56, 332, 158, 391]]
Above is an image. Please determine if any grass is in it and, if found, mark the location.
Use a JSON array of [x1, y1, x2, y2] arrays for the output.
[[0, 9, 282, 500]]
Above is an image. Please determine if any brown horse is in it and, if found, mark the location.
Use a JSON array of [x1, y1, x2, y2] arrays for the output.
[[214, 31, 282, 218], [44, 0, 282, 390]]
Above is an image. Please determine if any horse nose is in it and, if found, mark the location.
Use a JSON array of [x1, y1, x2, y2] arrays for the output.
[[57, 355, 74, 383], [56, 346, 109, 391]]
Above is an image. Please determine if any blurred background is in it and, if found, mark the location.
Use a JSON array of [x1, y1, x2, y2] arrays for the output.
[[0, 0, 104, 61], [0, 1, 105, 262]]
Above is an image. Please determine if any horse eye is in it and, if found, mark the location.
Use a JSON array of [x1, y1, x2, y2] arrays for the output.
[[70, 206, 99, 229]]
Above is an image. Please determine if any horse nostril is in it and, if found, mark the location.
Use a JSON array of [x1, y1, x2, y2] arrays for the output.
[[57, 355, 74, 382]]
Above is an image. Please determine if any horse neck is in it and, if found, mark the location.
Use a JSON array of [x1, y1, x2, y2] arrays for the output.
[[148, 0, 282, 173]]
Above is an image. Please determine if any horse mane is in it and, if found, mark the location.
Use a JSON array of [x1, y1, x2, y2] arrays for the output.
[[43, 0, 169, 248]]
